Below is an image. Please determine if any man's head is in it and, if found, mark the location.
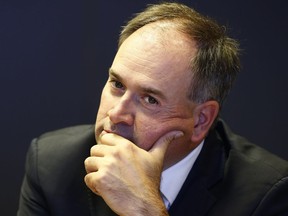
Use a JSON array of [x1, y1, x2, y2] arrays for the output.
[[119, 2, 240, 107], [95, 2, 240, 168]]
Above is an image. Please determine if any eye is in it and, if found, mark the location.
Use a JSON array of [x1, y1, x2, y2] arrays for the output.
[[111, 80, 125, 90], [144, 96, 159, 105]]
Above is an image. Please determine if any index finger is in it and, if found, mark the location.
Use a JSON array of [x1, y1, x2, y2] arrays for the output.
[[99, 132, 132, 146]]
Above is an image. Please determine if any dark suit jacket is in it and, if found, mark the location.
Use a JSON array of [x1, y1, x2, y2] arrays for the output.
[[17, 120, 288, 216]]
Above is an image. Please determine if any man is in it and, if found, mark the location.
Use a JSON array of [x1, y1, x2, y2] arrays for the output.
[[18, 2, 288, 216]]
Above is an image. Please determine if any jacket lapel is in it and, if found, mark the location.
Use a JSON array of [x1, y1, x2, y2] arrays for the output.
[[168, 125, 228, 216]]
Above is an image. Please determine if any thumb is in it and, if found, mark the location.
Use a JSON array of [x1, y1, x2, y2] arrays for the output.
[[149, 131, 184, 159]]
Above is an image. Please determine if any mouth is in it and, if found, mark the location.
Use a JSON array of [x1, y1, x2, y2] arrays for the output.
[[100, 129, 111, 137], [98, 122, 136, 144], [100, 128, 121, 138], [101, 128, 136, 144]]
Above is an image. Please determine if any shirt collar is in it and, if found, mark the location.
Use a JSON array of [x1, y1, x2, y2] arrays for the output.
[[160, 140, 204, 208]]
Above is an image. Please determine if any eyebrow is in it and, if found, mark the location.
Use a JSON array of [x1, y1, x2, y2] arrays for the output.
[[108, 68, 167, 101], [109, 68, 123, 82]]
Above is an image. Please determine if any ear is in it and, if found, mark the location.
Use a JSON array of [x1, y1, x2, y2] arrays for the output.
[[191, 100, 219, 143]]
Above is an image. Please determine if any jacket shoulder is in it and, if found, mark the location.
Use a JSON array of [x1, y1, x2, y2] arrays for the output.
[[38, 124, 95, 142], [216, 119, 288, 176], [27, 124, 96, 186], [20, 125, 96, 215], [208, 120, 288, 215], [35, 124, 95, 153]]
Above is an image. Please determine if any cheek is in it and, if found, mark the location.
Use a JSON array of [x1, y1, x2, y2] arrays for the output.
[[135, 117, 195, 151], [177, 118, 195, 138], [135, 122, 160, 150], [158, 116, 195, 138]]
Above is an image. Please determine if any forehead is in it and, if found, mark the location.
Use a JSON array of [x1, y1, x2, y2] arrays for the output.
[[110, 22, 197, 96]]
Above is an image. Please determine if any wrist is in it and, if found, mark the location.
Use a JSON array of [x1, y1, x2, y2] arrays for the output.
[[124, 193, 169, 216]]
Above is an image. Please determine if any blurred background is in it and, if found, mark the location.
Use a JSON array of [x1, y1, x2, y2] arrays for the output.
[[1, 0, 287, 215]]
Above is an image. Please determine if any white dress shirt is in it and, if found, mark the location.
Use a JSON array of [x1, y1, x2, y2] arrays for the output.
[[160, 140, 204, 209]]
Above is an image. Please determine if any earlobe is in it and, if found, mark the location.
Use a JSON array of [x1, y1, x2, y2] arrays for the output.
[[191, 101, 219, 143]]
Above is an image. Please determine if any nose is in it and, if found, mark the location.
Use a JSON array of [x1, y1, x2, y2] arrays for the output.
[[108, 94, 134, 125]]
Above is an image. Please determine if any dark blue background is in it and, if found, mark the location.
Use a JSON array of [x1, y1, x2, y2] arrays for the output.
[[1, 0, 287, 215]]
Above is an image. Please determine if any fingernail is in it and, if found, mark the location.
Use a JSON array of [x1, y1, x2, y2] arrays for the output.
[[173, 131, 184, 139]]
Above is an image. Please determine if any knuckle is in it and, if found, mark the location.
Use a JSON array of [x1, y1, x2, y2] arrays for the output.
[[90, 145, 98, 155], [85, 174, 99, 193], [120, 140, 134, 153], [84, 157, 90, 163]]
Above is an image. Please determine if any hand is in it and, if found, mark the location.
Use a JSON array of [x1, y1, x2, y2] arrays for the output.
[[84, 130, 183, 216]]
